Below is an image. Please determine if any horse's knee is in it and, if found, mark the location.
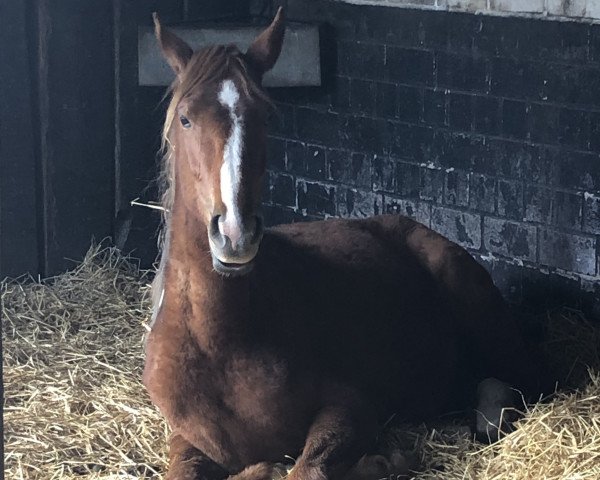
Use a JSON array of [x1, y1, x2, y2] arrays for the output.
[[167, 434, 228, 480]]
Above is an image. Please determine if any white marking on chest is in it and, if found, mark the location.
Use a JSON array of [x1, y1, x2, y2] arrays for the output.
[[218, 79, 244, 225]]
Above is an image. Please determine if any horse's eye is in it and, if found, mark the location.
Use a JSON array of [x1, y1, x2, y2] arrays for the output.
[[179, 115, 191, 129]]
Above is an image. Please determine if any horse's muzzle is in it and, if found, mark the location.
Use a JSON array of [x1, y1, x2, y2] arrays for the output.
[[208, 214, 263, 276]]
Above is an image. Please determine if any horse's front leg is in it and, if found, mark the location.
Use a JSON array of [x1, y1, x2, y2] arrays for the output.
[[286, 402, 380, 480], [166, 434, 229, 480]]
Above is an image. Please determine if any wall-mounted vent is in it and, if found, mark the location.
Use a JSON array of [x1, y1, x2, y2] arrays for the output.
[[138, 22, 321, 87]]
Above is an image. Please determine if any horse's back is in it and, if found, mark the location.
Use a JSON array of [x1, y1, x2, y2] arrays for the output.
[[255, 215, 463, 420], [259, 214, 541, 412]]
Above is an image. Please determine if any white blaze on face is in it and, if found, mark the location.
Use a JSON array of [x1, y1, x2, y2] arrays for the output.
[[218, 79, 244, 245]]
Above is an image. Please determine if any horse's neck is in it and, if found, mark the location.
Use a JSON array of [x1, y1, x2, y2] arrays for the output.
[[160, 206, 251, 353]]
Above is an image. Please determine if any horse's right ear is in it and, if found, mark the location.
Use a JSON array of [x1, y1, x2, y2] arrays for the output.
[[153, 12, 193, 76]]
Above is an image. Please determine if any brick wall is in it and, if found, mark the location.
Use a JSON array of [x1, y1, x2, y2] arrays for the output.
[[329, 0, 600, 21], [262, 0, 600, 318]]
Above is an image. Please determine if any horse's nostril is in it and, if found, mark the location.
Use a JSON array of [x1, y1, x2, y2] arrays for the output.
[[210, 215, 220, 235], [210, 215, 227, 248], [210, 214, 263, 252]]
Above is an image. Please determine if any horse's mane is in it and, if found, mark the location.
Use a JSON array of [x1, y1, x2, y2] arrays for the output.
[[150, 44, 271, 325]]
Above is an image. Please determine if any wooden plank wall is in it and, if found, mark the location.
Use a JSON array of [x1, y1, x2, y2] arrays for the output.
[[0, 0, 253, 278], [1, 0, 115, 277], [1, 1, 40, 276]]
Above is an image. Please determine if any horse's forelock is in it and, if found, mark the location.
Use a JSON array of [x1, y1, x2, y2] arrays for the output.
[[162, 45, 270, 145]]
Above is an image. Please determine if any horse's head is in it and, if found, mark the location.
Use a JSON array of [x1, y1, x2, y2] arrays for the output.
[[155, 9, 284, 276]]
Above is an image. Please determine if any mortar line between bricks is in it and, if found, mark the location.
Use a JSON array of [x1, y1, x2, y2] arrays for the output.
[[275, 67, 600, 112], [405, 116, 592, 155], [342, 190, 600, 238], [466, 249, 599, 281], [301, 79, 600, 114], [467, 249, 592, 278], [264, 200, 298, 211], [597, 243, 600, 277], [267, 139, 600, 199], [269, 112, 600, 157], [286, 172, 375, 191], [293, 175, 386, 196], [479, 214, 485, 254], [535, 224, 541, 265], [337, 39, 600, 69], [272, 92, 600, 115], [433, 200, 595, 238], [484, 212, 597, 243]]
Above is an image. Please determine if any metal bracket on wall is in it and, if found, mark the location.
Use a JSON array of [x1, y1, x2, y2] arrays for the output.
[[138, 22, 321, 87]]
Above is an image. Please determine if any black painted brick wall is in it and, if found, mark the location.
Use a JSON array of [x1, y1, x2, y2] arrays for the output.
[[263, 1, 600, 318]]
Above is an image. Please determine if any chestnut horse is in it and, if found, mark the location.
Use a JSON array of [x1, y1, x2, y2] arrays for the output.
[[144, 9, 543, 480]]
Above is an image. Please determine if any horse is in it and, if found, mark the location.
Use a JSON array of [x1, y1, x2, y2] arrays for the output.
[[143, 8, 545, 480]]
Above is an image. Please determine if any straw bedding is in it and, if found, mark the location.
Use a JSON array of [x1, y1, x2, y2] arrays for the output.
[[3, 246, 168, 479], [3, 245, 600, 479]]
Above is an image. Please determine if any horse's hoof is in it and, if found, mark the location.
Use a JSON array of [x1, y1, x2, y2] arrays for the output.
[[345, 452, 409, 480], [271, 463, 292, 480], [227, 462, 294, 480], [475, 377, 519, 442]]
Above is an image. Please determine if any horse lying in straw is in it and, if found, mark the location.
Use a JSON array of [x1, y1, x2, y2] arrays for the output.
[[144, 9, 546, 480]]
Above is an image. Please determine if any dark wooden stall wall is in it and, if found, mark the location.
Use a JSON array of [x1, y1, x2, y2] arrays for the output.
[[263, 0, 600, 318], [1, 2, 39, 276], [112, 0, 181, 270], [0, 0, 252, 277], [1, 0, 115, 277]]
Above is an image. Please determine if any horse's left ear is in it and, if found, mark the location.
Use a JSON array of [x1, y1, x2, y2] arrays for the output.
[[246, 7, 285, 77], [153, 12, 193, 76]]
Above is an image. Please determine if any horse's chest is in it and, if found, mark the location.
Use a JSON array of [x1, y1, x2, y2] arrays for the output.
[[193, 351, 313, 464], [222, 354, 291, 424]]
